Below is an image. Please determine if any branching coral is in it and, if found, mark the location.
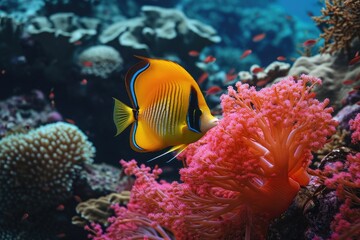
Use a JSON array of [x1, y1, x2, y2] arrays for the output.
[[0, 122, 95, 214], [88, 75, 337, 239], [313, 0, 360, 54], [309, 114, 360, 239]]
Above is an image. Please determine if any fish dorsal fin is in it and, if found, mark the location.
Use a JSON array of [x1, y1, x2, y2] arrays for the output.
[[125, 58, 150, 109], [147, 144, 187, 162], [127, 56, 200, 109]]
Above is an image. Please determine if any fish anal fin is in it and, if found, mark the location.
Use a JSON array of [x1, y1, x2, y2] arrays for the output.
[[147, 144, 187, 162], [113, 97, 135, 136], [130, 121, 163, 152]]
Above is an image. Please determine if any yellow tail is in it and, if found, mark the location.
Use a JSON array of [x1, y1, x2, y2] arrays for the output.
[[113, 97, 135, 136]]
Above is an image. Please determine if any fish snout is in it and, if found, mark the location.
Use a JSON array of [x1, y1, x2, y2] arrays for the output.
[[201, 116, 219, 133]]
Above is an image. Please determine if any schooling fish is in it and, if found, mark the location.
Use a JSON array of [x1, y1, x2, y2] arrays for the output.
[[113, 56, 218, 154]]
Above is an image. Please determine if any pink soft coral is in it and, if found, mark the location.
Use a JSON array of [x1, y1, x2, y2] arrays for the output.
[[349, 113, 360, 143], [89, 75, 337, 239], [312, 115, 360, 239], [179, 74, 337, 236]]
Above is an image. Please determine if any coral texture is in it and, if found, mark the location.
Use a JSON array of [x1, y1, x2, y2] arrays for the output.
[[88, 75, 337, 239], [99, 5, 220, 58], [313, 0, 360, 54], [0, 122, 95, 214], [237, 61, 290, 86], [287, 53, 360, 109], [0, 90, 62, 138], [349, 113, 360, 143], [310, 115, 360, 239], [73, 191, 130, 227], [78, 45, 123, 79]]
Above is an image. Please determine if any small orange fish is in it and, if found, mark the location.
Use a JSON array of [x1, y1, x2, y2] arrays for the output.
[[113, 56, 218, 154], [21, 213, 29, 222], [73, 41, 82, 45], [204, 55, 216, 63], [277, 56, 286, 61], [188, 50, 200, 57], [56, 204, 65, 211], [82, 61, 93, 67], [56, 233, 66, 238], [80, 79, 88, 85], [252, 33, 266, 42], [349, 56, 360, 65], [343, 79, 355, 85], [65, 118, 76, 124], [256, 79, 269, 87], [251, 67, 264, 74], [197, 72, 209, 85], [74, 195, 82, 202], [303, 39, 317, 48], [49, 90, 55, 100], [348, 90, 357, 95], [206, 86, 222, 96], [226, 73, 237, 82], [240, 49, 252, 59]]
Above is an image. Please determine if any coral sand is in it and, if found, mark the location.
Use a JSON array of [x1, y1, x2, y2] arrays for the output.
[[88, 75, 337, 239]]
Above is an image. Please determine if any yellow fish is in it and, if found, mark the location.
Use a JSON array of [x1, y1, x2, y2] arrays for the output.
[[113, 56, 218, 155]]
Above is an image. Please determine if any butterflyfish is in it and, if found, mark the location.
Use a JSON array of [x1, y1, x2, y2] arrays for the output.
[[113, 56, 218, 155]]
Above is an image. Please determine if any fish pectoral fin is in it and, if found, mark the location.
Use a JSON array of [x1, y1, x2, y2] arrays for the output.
[[113, 97, 135, 136]]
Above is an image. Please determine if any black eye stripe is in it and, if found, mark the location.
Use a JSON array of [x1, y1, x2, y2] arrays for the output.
[[187, 86, 202, 133]]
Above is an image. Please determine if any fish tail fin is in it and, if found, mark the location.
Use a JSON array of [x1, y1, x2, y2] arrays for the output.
[[113, 97, 135, 136]]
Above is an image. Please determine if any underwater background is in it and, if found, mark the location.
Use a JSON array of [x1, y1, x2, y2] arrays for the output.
[[0, 0, 359, 239]]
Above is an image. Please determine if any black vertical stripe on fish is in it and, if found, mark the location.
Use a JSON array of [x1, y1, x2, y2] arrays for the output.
[[187, 86, 202, 133]]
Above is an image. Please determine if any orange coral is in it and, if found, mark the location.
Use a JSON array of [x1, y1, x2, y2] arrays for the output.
[[313, 0, 360, 54]]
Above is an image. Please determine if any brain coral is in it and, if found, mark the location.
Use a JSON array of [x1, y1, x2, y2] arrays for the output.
[[0, 122, 95, 214], [78, 45, 123, 79]]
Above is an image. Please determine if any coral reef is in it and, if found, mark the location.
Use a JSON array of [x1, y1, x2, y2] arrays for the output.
[[26, 12, 100, 82], [0, 122, 95, 214], [72, 191, 130, 227], [0, 90, 62, 138], [80, 163, 134, 196], [27, 13, 99, 44], [286, 53, 360, 109], [0, 0, 44, 21], [237, 61, 291, 87], [313, 0, 360, 54], [77, 45, 123, 79], [99, 5, 220, 59], [87, 75, 337, 239]]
